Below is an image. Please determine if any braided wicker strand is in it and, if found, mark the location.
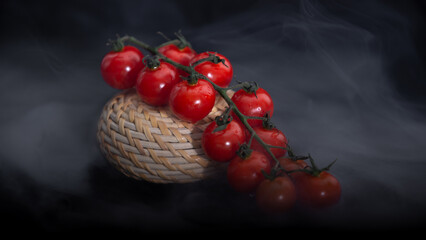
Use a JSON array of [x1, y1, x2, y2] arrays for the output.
[[97, 89, 234, 183]]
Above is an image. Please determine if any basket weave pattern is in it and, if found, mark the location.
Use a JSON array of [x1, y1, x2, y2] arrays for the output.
[[97, 89, 233, 183]]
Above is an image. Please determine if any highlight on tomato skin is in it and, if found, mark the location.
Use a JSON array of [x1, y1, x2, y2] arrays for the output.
[[168, 79, 216, 123], [101, 46, 145, 90], [135, 61, 180, 106], [202, 120, 246, 163], [190, 51, 233, 88]]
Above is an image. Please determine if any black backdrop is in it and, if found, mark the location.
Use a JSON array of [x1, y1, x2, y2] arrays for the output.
[[1, 0, 425, 234]]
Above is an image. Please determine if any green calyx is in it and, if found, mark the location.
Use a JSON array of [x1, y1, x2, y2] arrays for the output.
[[107, 34, 125, 52], [294, 154, 337, 177], [262, 112, 275, 130], [143, 55, 161, 70], [237, 144, 253, 160], [286, 145, 309, 161], [182, 72, 199, 85], [238, 80, 259, 95], [212, 107, 233, 133], [310, 155, 337, 177], [156, 30, 193, 51], [190, 52, 228, 68], [209, 53, 228, 67], [174, 30, 192, 50]]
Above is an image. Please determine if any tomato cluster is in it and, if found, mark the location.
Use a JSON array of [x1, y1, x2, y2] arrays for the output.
[[100, 39, 233, 123], [100, 34, 341, 215], [202, 101, 341, 213]]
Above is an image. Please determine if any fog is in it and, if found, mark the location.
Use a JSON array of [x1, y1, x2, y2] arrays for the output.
[[0, 0, 425, 232]]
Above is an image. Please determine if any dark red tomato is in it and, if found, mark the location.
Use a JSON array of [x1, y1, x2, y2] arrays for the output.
[[291, 171, 341, 208], [250, 126, 288, 160], [169, 79, 216, 123], [157, 44, 197, 66], [256, 175, 297, 213], [135, 62, 180, 106], [278, 157, 308, 172], [190, 52, 233, 88], [231, 88, 274, 127], [202, 120, 246, 163], [227, 150, 271, 193], [101, 46, 144, 89]]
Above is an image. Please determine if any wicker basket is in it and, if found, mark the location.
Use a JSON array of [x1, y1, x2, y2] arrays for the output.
[[97, 89, 233, 183]]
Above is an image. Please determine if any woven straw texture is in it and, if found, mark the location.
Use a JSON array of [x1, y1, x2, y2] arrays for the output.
[[97, 89, 233, 183]]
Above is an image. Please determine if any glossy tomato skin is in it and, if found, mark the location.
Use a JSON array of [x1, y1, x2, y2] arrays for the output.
[[158, 44, 197, 66], [227, 151, 271, 193], [250, 126, 287, 160], [292, 171, 341, 209], [256, 175, 297, 213], [231, 88, 274, 127], [101, 46, 144, 89], [169, 79, 216, 123], [278, 157, 308, 172], [190, 52, 233, 88], [136, 62, 180, 106], [202, 120, 246, 163]]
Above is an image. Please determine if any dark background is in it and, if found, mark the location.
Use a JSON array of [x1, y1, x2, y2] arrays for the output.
[[1, 0, 425, 233]]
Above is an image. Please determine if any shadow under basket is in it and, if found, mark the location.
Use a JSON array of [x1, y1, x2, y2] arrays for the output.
[[97, 89, 233, 183]]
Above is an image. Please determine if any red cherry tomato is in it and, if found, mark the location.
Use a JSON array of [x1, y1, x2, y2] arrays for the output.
[[169, 79, 216, 123], [202, 120, 246, 162], [278, 157, 308, 172], [227, 150, 271, 193], [135, 61, 180, 106], [256, 175, 297, 213], [157, 44, 197, 66], [158, 43, 197, 77], [231, 88, 274, 127], [250, 126, 288, 160], [291, 171, 341, 208], [101, 46, 144, 89], [190, 52, 233, 88]]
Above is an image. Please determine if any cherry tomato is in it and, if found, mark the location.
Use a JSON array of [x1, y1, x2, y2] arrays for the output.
[[278, 157, 308, 172], [158, 43, 197, 77], [256, 175, 297, 213], [231, 88, 274, 127], [157, 43, 197, 66], [101, 46, 144, 89], [249, 126, 288, 160], [202, 120, 246, 162], [135, 61, 180, 106], [169, 79, 216, 123], [190, 51, 233, 88], [227, 150, 271, 193], [291, 171, 341, 208]]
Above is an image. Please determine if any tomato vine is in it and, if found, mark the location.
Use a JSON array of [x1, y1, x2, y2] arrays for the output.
[[103, 32, 341, 211]]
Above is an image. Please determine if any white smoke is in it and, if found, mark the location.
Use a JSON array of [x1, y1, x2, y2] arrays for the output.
[[0, 0, 425, 230]]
